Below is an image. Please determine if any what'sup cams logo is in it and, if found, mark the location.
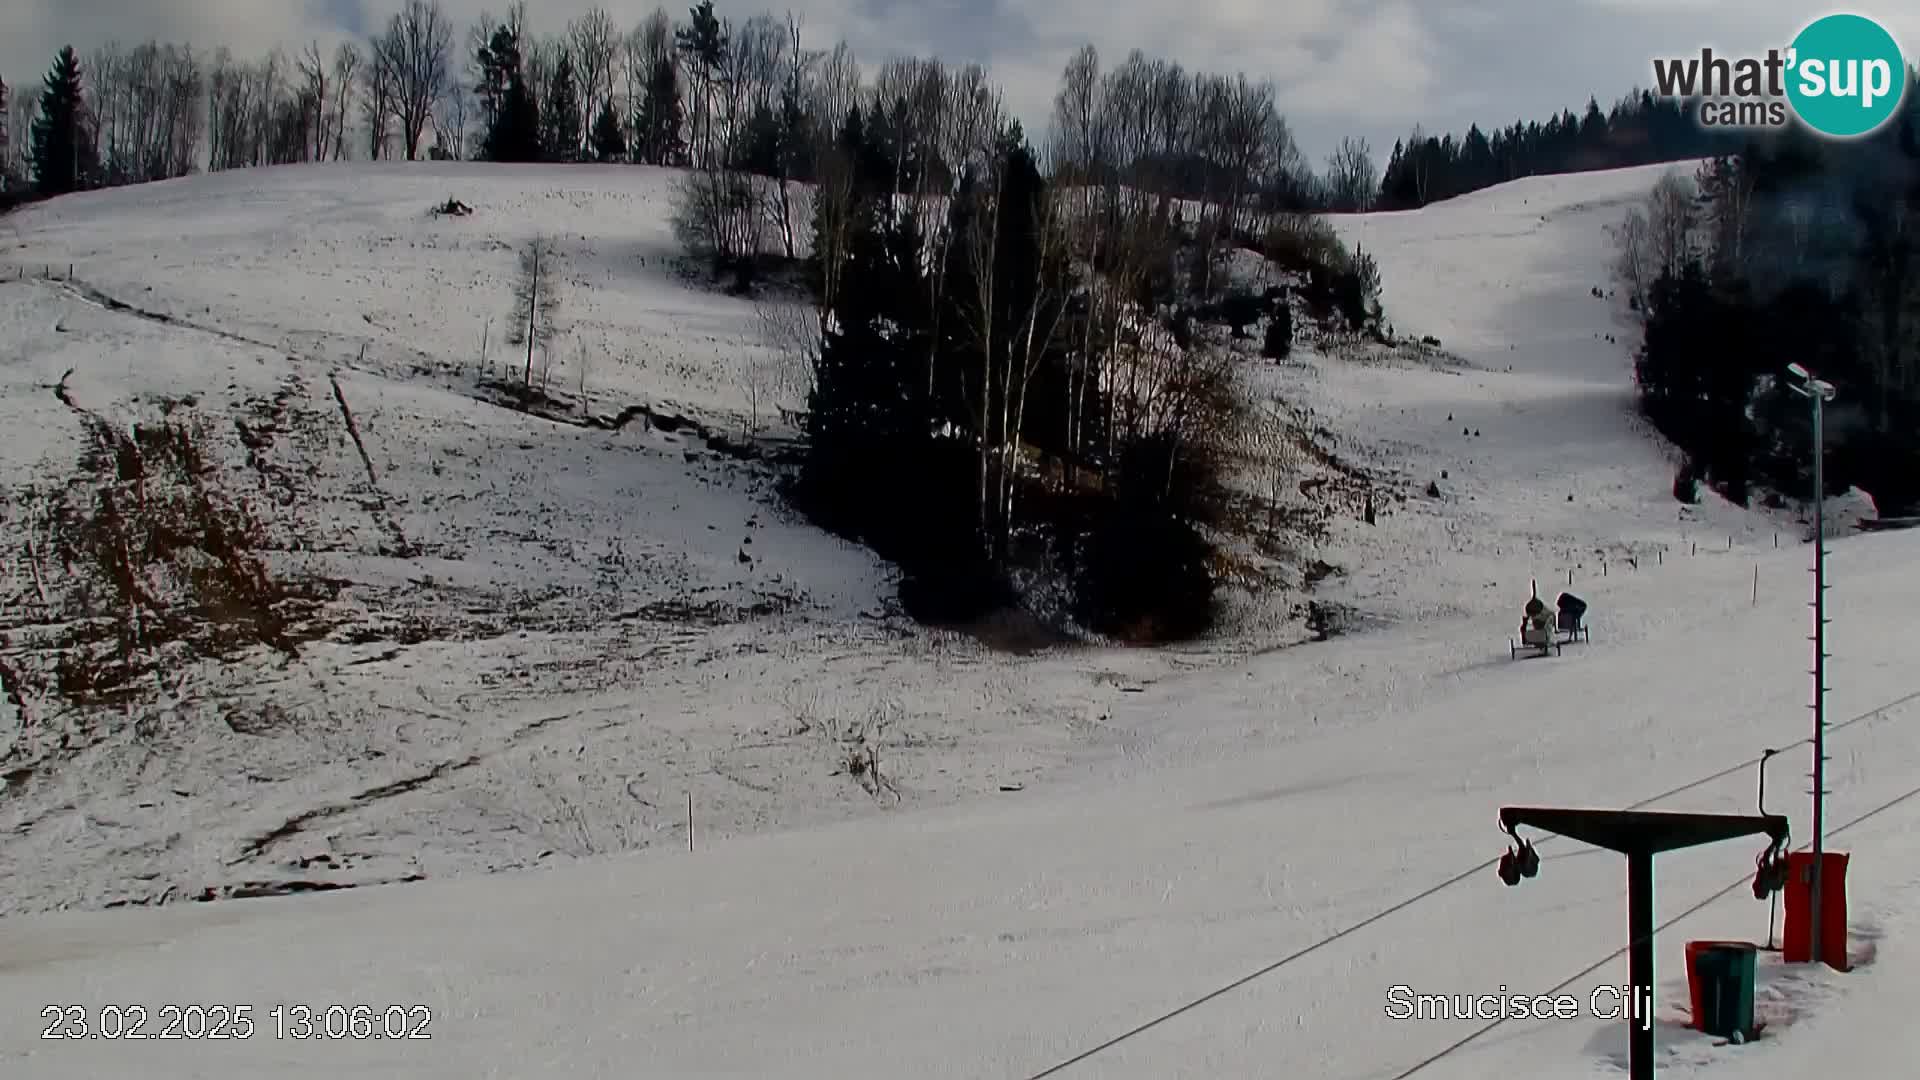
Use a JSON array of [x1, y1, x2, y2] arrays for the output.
[[1652, 12, 1911, 137]]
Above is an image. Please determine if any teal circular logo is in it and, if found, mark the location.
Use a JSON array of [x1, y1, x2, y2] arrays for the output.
[[1786, 14, 1908, 137]]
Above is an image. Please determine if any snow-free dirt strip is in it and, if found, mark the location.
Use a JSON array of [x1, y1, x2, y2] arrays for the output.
[[3, 160, 1916, 1077]]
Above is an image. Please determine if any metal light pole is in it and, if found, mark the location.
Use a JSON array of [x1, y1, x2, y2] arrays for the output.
[[1786, 363, 1834, 967]]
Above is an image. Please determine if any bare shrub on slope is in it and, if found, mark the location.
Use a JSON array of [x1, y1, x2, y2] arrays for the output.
[[671, 167, 773, 289], [505, 233, 561, 392], [1, 411, 338, 750]]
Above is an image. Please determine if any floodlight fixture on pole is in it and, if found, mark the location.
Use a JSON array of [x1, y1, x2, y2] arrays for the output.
[[1784, 363, 1834, 967]]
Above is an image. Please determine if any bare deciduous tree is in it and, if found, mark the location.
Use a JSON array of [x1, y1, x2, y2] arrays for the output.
[[374, 0, 453, 161], [86, 42, 125, 176], [1047, 44, 1111, 455], [1646, 169, 1696, 278], [439, 81, 469, 157], [1148, 59, 1189, 190], [716, 12, 782, 164], [1046, 43, 1100, 185], [299, 41, 330, 162], [1403, 124, 1433, 204], [523, 34, 558, 143], [1612, 170, 1700, 317], [671, 166, 768, 281], [1325, 135, 1377, 212], [1613, 206, 1652, 312], [251, 49, 287, 167], [1257, 109, 1304, 214], [1216, 74, 1276, 233], [82, 40, 206, 182], [762, 11, 813, 259], [904, 56, 948, 209], [569, 7, 620, 123], [806, 144, 857, 317], [740, 346, 777, 437], [360, 44, 395, 159], [808, 39, 859, 154], [907, 61, 996, 402], [330, 42, 360, 160], [205, 48, 236, 168], [1252, 396, 1299, 533], [508, 235, 561, 388], [955, 122, 1076, 556]]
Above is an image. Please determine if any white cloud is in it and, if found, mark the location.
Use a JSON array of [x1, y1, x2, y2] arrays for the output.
[[1275, 1, 1445, 122], [5, 0, 327, 78]]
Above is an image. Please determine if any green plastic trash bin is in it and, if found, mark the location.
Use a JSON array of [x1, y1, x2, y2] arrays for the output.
[[1693, 942, 1757, 1039]]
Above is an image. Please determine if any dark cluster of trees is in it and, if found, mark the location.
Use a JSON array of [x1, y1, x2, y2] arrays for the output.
[[793, 110, 1247, 638], [470, 2, 685, 166], [1619, 78, 1920, 517], [1377, 92, 1741, 210], [1, 0, 1753, 220], [744, 36, 1400, 640]]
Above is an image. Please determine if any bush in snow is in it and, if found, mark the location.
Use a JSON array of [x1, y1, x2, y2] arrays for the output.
[[1220, 290, 1264, 339], [1260, 212, 1346, 272], [1263, 306, 1293, 359], [1673, 459, 1702, 504], [670, 167, 771, 290], [1073, 503, 1216, 642]]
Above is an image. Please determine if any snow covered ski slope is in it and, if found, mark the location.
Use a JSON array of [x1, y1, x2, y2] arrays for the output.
[[3, 160, 1918, 1078], [3, 513, 1918, 1079]]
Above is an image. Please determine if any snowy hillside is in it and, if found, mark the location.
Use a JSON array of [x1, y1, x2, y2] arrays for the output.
[[1, 162, 805, 424], [1237, 162, 1868, 633], [5, 157, 1917, 1078], [3, 436, 1918, 1079], [0, 162, 1142, 914]]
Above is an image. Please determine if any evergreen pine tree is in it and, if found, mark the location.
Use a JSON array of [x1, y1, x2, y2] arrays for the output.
[[805, 197, 935, 525], [775, 70, 811, 183], [736, 103, 781, 173], [591, 100, 626, 162], [837, 105, 889, 197], [634, 56, 684, 165], [484, 67, 542, 163], [474, 25, 522, 141], [541, 53, 582, 162], [30, 46, 97, 196], [1460, 124, 1493, 189]]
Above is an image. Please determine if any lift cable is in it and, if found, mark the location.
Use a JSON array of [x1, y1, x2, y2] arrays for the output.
[[1020, 688, 1920, 1079]]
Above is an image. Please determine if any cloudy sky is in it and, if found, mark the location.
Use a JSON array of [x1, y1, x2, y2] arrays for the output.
[[3, 1, 1917, 166]]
